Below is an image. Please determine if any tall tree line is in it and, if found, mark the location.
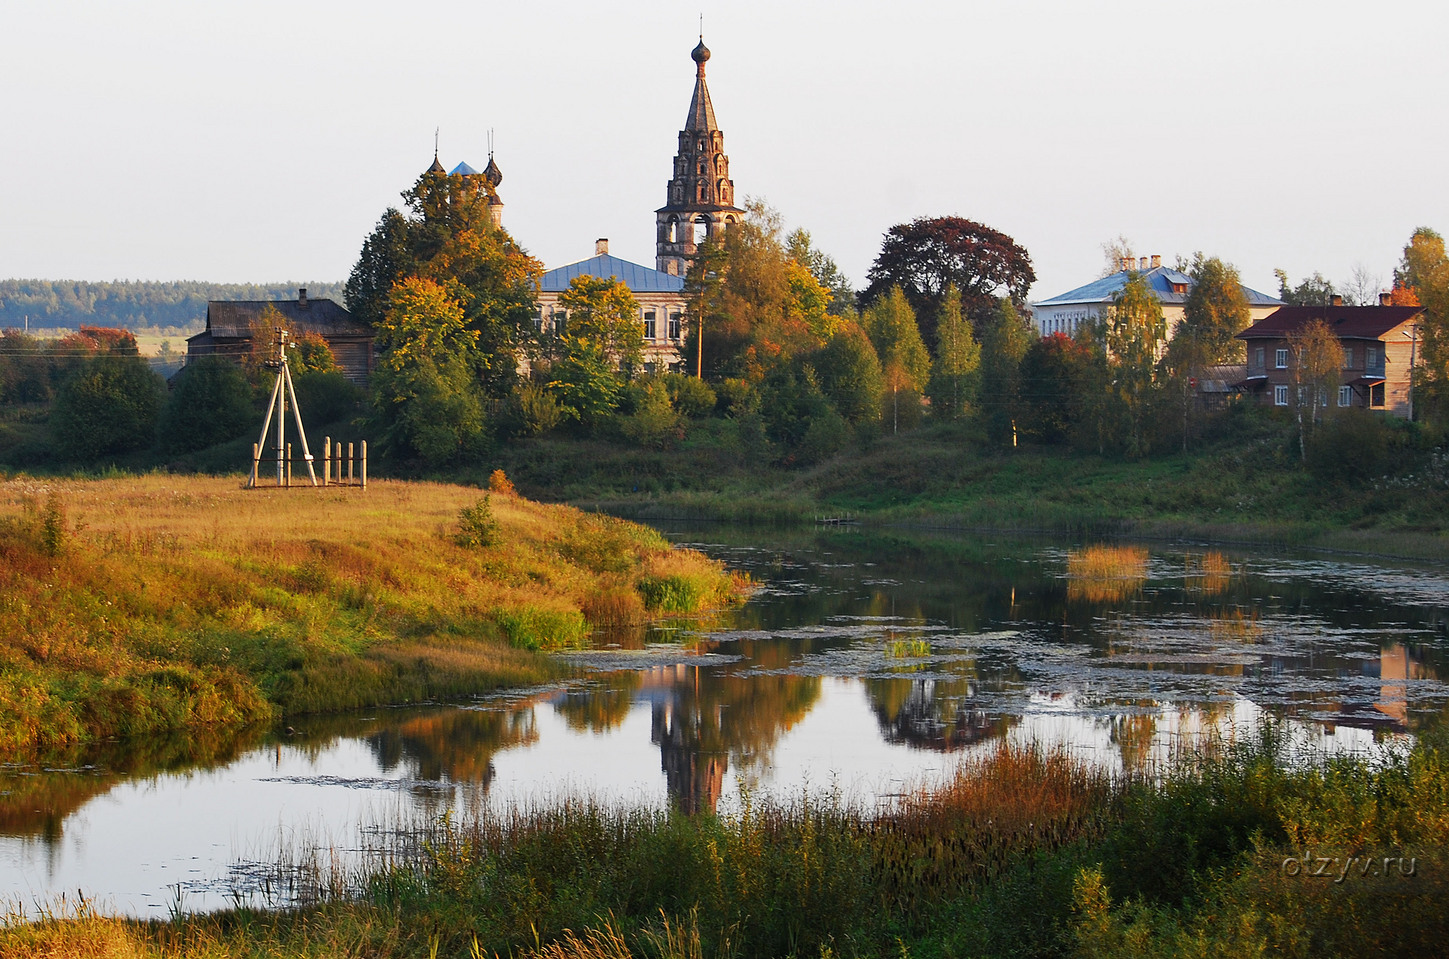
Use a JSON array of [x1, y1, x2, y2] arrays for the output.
[[0, 280, 347, 331]]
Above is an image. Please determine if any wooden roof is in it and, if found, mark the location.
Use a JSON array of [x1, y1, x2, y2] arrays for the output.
[[1238, 305, 1423, 340]]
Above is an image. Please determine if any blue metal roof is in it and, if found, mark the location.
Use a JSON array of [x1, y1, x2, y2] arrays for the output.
[[540, 254, 686, 294], [450, 160, 480, 176], [1034, 266, 1281, 308]]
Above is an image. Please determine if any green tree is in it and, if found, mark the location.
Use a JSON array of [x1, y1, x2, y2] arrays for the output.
[[1287, 318, 1343, 461], [864, 286, 931, 434], [557, 275, 645, 371], [786, 228, 856, 316], [51, 355, 164, 460], [688, 201, 834, 383], [0, 330, 52, 403], [346, 168, 542, 398], [1106, 273, 1166, 457], [161, 356, 256, 453], [977, 298, 1035, 446], [1164, 255, 1251, 450], [1019, 333, 1094, 444], [1274, 268, 1337, 306], [927, 284, 981, 420], [1179, 255, 1250, 363], [813, 320, 885, 426], [371, 276, 486, 466], [1397, 227, 1449, 424]]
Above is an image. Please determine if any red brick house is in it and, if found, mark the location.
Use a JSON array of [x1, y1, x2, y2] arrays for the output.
[[1236, 304, 1424, 418]]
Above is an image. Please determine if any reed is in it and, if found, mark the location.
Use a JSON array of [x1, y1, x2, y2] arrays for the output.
[[1066, 545, 1149, 603], [8, 735, 1449, 958]]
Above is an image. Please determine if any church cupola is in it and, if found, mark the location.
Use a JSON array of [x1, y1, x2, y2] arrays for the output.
[[656, 37, 744, 277]]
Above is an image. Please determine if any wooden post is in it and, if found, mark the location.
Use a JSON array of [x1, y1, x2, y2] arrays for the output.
[[323, 437, 331, 487], [360, 440, 367, 489], [285, 443, 292, 487], [250, 443, 261, 488], [348, 443, 354, 486]]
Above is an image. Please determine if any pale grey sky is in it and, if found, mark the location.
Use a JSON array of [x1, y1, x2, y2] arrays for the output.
[[3, 0, 1445, 303]]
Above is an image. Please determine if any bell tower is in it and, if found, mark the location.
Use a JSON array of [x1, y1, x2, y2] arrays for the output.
[[656, 38, 744, 277]]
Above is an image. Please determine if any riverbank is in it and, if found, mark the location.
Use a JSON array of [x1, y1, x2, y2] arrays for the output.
[[0, 474, 747, 758], [487, 416, 1449, 561], [5, 733, 1447, 959]]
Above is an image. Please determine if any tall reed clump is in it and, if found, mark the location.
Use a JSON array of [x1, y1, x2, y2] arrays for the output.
[[1066, 544, 1149, 603], [0, 475, 748, 757]]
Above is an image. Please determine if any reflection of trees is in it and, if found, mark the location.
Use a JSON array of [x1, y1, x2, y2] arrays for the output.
[[366, 707, 538, 787], [555, 672, 642, 733], [648, 642, 821, 814], [0, 725, 264, 841], [866, 677, 1011, 751]]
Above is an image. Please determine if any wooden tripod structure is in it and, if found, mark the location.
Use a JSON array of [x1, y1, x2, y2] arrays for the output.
[[247, 329, 318, 488]]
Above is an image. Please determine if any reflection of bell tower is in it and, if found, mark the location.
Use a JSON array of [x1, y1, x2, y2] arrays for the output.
[[656, 37, 745, 277], [652, 701, 727, 815]]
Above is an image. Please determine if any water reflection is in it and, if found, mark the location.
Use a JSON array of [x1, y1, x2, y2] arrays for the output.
[[4, 528, 1449, 916]]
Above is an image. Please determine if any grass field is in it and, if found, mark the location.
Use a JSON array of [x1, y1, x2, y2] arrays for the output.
[[0, 473, 748, 758]]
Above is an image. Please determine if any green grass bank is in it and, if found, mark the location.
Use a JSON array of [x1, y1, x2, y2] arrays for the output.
[[0, 474, 748, 759], [485, 411, 1449, 560]]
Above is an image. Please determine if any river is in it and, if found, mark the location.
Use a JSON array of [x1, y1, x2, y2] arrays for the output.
[[2, 526, 1446, 917]]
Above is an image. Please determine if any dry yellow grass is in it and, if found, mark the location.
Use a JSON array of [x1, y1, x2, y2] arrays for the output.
[[0, 474, 748, 757], [1066, 545, 1149, 603]]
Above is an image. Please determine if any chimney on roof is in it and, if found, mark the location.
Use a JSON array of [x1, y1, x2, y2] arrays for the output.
[[1151, 254, 1161, 269], [298, 287, 308, 309], [1331, 294, 1343, 306], [1379, 292, 1392, 306], [596, 238, 609, 256], [1139, 257, 1149, 271], [1120, 256, 1132, 272]]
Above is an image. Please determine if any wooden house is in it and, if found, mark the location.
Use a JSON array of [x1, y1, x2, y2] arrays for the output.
[[185, 289, 373, 384], [1236, 303, 1424, 418]]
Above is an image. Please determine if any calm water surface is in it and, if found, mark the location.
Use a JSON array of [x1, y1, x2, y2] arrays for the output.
[[3, 526, 1447, 916]]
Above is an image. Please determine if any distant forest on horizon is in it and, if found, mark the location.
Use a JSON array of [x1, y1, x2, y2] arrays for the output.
[[0, 279, 348, 332]]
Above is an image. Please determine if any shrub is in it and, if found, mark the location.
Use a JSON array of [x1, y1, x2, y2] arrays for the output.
[[455, 496, 497, 549], [51, 355, 164, 460], [291, 370, 363, 426], [506, 379, 563, 437], [663, 372, 717, 417], [493, 605, 589, 650], [162, 356, 256, 453], [488, 469, 517, 497]]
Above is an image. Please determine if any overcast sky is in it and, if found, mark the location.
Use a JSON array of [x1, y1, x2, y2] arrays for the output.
[[4, 0, 1446, 303]]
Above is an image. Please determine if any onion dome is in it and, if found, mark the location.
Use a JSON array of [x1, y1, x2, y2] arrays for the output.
[[483, 155, 503, 189], [691, 39, 710, 67]]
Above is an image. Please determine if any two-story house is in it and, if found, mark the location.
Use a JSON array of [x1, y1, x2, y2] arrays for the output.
[[534, 240, 689, 374], [1236, 302, 1424, 418]]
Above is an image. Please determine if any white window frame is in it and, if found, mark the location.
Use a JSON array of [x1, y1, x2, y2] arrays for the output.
[[1338, 385, 1353, 407], [1274, 385, 1289, 406], [1275, 348, 1288, 369], [643, 310, 657, 341]]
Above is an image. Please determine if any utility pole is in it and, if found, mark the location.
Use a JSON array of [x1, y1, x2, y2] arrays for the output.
[[248, 328, 318, 488]]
